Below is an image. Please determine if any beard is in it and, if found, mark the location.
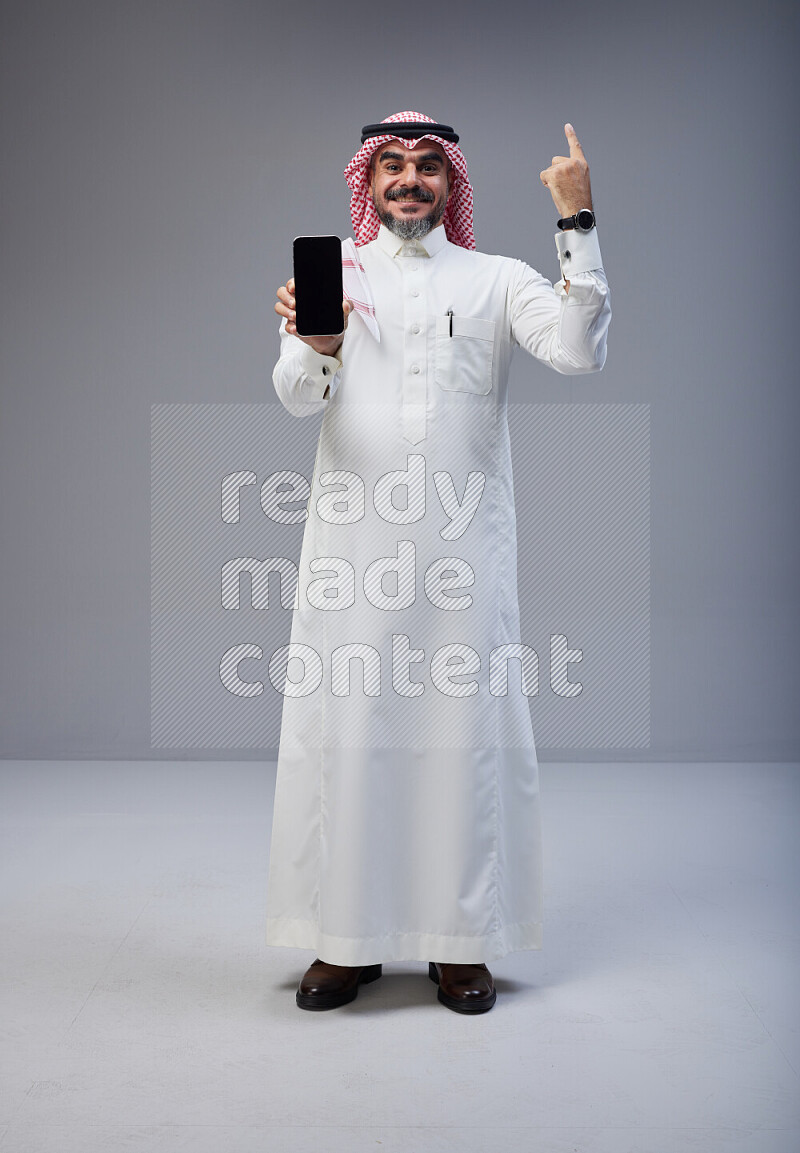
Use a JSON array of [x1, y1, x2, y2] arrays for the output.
[[373, 185, 448, 240]]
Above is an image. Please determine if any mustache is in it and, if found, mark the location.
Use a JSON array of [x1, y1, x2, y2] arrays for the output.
[[384, 186, 436, 203]]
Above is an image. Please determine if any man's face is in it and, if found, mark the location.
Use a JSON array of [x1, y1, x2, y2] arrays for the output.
[[369, 140, 455, 240]]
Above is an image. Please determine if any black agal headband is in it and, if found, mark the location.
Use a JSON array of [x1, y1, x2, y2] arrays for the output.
[[360, 121, 460, 144]]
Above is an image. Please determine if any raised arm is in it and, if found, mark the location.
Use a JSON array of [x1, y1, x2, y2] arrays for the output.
[[509, 121, 611, 373]]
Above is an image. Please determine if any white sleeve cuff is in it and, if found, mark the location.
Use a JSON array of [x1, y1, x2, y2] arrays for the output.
[[298, 342, 343, 401], [554, 226, 604, 279]]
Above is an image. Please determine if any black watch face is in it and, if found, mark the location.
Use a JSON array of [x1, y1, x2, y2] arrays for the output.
[[577, 209, 594, 230]]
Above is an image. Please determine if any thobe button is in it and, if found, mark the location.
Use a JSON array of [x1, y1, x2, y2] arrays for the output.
[[411, 324, 421, 334], [564, 250, 571, 259], [411, 289, 420, 298], [411, 364, 421, 374], [409, 263, 419, 272], [322, 366, 329, 375]]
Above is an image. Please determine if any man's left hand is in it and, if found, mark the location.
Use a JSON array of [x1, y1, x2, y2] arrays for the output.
[[540, 123, 593, 217]]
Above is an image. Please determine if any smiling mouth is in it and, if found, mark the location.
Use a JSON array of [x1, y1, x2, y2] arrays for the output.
[[386, 189, 434, 204]]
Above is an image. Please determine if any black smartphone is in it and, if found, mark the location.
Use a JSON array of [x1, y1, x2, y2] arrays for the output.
[[292, 235, 344, 337]]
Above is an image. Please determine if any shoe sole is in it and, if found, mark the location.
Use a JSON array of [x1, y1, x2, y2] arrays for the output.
[[296, 963, 383, 1011], [428, 961, 497, 1013]]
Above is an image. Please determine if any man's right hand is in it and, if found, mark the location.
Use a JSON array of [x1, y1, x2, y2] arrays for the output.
[[274, 278, 353, 358]]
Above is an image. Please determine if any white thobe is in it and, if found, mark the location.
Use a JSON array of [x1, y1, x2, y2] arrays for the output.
[[265, 221, 611, 964]]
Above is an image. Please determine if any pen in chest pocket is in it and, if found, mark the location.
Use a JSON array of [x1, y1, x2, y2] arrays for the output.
[[446, 308, 453, 337]]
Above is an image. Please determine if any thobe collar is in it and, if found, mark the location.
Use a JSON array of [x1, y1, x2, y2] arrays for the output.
[[375, 221, 448, 259]]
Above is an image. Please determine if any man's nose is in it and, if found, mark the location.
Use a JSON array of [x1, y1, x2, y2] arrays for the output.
[[401, 162, 419, 184]]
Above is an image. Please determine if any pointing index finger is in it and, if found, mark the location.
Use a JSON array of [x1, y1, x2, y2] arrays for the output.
[[565, 122, 585, 158]]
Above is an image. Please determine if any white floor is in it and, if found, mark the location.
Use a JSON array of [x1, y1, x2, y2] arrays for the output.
[[0, 760, 797, 1153]]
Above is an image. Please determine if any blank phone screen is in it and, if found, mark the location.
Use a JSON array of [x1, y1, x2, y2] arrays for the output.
[[292, 235, 344, 337]]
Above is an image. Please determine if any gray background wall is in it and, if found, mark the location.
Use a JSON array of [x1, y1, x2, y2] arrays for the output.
[[1, 0, 797, 760]]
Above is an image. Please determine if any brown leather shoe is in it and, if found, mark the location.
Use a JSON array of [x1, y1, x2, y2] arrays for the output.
[[296, 957, 383, 1011], [428, 961, 497, 1013]]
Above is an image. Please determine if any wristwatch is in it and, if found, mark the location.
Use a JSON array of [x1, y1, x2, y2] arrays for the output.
[[557, 208, 596, 232]]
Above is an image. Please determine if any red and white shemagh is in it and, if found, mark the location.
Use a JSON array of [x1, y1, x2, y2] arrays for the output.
[[340, 236, 380, 342], [343, 110, 475, 251]]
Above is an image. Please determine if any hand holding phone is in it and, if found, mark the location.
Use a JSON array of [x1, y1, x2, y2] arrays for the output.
[[275, 278, 352, 358], [273, 235, 352, 358]]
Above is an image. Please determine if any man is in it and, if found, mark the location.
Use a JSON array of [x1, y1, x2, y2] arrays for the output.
[[268, 111, 611, 1014]]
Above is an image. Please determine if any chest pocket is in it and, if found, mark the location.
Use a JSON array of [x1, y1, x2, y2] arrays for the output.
[[434, 315, 495, 395]]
